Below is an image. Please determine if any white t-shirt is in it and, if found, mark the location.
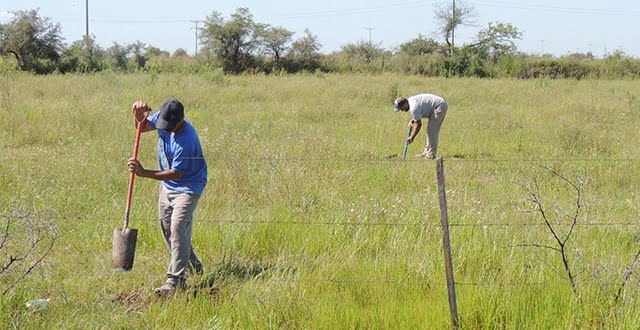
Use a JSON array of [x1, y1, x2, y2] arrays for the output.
[[408, 94, 447, 121]]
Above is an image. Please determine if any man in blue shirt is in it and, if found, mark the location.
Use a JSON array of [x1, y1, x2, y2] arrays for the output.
[[128, 98, 208, 294]]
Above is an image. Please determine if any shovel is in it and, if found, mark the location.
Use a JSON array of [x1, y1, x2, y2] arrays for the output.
[[112, 113, 147, 272], [402, 125, 413, 160]]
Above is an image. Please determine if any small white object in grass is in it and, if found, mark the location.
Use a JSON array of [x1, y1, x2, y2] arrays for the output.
[[25, 298, 49, 311]]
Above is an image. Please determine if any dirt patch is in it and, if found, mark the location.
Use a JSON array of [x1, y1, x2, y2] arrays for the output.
[[202, 286, 222, 301], [110, 289, 147, 313]]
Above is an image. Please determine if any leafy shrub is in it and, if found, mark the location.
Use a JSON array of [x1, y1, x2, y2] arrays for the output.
[[0, 56, 18, 73], [514, 58, 590, 79]]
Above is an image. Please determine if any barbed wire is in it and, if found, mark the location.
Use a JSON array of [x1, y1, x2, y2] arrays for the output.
[[7, 153, 640, 164], [81, 216, 640, 228], [193, 274, 632, 288], [150, 156, 640, 163], [244, 277, 554, 287]]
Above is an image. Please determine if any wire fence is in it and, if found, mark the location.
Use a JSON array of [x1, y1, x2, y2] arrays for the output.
[[7, 149, 640, 164], [11, 154, 639, 294], [116, 156, 640, 163], [93, 218, 640, 228]]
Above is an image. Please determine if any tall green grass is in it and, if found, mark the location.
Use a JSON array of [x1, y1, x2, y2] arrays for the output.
[[1, 72, 639, 328]]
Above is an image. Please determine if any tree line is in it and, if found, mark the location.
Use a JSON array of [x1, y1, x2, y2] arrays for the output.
[[1, 7, 639, 79]]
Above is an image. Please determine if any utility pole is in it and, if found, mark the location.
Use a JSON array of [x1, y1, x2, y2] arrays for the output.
[[191, 20, 201, 56], [363, 27, 375, 63], [85, 0, 92, 58], [451, 0, 455, 51], [363, 27, 374, 46], [540, 39, 544, 55], [85, 0, 89, 45]]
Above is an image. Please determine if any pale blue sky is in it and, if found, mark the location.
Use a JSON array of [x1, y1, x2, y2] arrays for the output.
[[1, 0, 639, 57]]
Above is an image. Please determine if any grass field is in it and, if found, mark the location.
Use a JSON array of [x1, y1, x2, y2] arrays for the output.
[[1, 72, 640, 328]]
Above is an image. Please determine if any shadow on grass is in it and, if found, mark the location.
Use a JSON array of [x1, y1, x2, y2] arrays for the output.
[[111, 259, 294, 308], [191, 258, 296, 300]]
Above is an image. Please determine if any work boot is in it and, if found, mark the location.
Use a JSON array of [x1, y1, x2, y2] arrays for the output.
[[154, 279, 186, 295], [154, 282, 176, 295], [417, 150, 436, 159]]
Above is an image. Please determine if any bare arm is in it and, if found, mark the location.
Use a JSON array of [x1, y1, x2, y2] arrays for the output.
[[137, 168, 183, 181], [407, 120, 422, 143], [127, 159, 183, 181]]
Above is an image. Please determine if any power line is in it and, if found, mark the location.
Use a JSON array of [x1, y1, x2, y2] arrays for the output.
[[90, 18, 192, 23], [474, 1, 640, 16], [270, 1, 640, 20], [25, 1, 640, 27], [271, 1, 435, 20], [47, 16, 193, 23]]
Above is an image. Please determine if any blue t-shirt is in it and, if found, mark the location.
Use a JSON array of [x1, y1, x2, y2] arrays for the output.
[[148, 112, 208, 195]]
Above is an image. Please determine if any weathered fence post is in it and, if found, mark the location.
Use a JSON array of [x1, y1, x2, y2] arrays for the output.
[[436, 157, 459, 329]]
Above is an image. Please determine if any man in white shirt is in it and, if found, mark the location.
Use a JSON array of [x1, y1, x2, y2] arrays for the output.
[[394, 94, 449, 159]]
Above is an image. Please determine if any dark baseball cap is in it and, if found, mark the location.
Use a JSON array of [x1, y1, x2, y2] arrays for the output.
[[156, 98, 184, 131]]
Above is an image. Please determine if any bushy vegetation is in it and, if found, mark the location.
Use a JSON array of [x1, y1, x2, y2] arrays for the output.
[[2, 8, 640, 79]]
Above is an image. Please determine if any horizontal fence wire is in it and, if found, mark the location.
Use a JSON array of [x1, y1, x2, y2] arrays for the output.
[[6, 152, 640, 164], [190, 275, 631, 288], [65, 216, 639, 228], [134, 156, 640, 163], [240, 278, 554, 287]]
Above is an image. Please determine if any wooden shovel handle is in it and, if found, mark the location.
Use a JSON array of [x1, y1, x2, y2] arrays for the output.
[[123, 113, 148, 228]]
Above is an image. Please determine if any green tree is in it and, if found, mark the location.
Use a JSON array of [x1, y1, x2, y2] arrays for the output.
[[145, 46, 169, 59], [172, 48, 189, 58], [256, 25, 293, 67], [200, 7, 259, 74], [473, 22, 522, 62], [59, 35, 104, 73], [128, 41, 147, 70], [398, 35, 443, 56], [287, 29, 322, 72], [339, 40, 385, 64], [105, 42, 129, 71], [0, 9, 63, 73]]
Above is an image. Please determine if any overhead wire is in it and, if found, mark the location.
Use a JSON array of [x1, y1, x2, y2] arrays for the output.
[[31, 1, 640, 25], [473, 0, 640, 17]]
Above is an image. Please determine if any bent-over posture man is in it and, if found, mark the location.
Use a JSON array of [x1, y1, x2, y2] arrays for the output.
[[394, 93, 449, 159], [128, 98, 207, 294]]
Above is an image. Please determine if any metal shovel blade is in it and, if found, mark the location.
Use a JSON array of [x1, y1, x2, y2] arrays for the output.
[[403, 126, 413, 160], [112, 227, 138, 272]]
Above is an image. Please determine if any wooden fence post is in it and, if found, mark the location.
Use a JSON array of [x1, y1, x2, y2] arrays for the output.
[[436, 157, 459, 329]]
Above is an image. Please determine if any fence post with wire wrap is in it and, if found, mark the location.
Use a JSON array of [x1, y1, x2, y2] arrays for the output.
[[436, 157, 459, 330]]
